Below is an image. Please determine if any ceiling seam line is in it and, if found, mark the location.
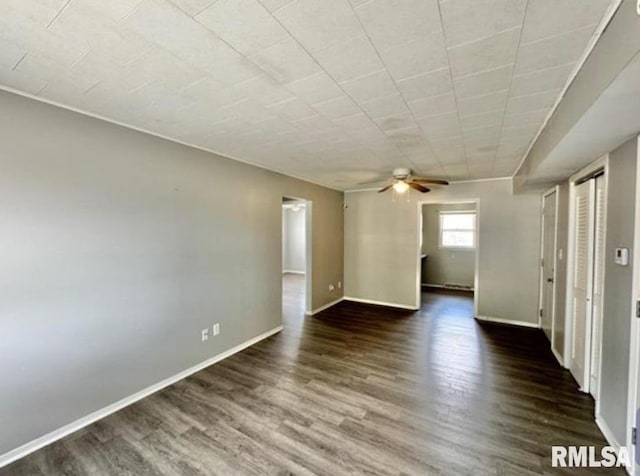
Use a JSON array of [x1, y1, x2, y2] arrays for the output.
[[518, 22, 601, 48], [446, 25, 521, 51], [264, 6, 417, 174], [47, 0, 74, 30], [246, 5, 419, 170], [512, 60, 578, 79], [435, 0, 471, 179], [0, 83, 344, 191], [346, 3, 449, 178], [508, 87, 569, 101], [453, 63, 515, 81], [136, 1, 360, 175], [490, 0, 530, 177]]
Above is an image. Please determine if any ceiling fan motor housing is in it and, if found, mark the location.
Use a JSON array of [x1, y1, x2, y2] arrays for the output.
[[392, 168, 411, 180]]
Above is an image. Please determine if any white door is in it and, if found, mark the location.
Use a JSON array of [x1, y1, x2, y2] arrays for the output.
[[541, 191, 557, 340], [589, 175, 606, 399], [570, 179, 596, 391]]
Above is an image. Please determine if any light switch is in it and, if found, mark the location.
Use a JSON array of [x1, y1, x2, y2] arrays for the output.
[[615, 247, 629, 266]]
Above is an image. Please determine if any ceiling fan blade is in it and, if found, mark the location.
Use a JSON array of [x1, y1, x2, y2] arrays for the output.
[[377, 184, 393, 193], [408, 182, 430, 193], [411, 178, 449, 186]]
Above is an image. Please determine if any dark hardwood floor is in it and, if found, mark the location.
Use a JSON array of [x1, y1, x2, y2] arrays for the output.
[[3, 276, 621, 475]]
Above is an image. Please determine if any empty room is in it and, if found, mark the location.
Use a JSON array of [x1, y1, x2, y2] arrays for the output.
[[2, 0, 640, 474]]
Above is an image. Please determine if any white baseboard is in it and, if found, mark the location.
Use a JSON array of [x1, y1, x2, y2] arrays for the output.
[[421, 283, 475, 291], [595, 416, 621, 452], [343, 296, 419, 311], [551, 346, 565, 368], [282, 270, 305, 275], [0, 325, 284, 469], [475, 315, 540, 328], [305, 297, 344, 316]]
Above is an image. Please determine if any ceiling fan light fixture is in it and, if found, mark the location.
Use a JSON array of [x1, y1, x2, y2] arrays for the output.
[[393, 180, 409, 193], [372, 169, 448, 194]]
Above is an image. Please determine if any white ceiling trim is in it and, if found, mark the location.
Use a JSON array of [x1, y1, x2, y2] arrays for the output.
[[448, 176, 512, 184], [0, 0, 618, 188], [0, 83, 343, 192]]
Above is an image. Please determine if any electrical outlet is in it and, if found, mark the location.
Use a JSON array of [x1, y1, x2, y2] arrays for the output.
[[213, 323, 220, 336], [201, 328, 209, 341], [329, 283, 335, 292], [338, 281, 342, 289]]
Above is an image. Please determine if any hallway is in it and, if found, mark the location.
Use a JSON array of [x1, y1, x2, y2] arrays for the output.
[[282, 272, 305, 323], [2, 288, 619, 475]]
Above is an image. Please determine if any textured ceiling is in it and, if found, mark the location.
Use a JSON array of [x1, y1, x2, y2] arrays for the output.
[[0, 0, 615, 190]]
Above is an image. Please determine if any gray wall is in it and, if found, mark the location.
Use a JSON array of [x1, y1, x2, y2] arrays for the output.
[[344, 179, 542, 323], [599, 137, 637, 443], [0, 90, 344, 456], [421, 203, 476, 288], [282, 206, 306, 273]]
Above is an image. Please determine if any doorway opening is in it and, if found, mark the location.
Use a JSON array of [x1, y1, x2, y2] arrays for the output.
[[417, 201, 479, 317], [566, 157, 607, 402], [282, 197, 312, 320]]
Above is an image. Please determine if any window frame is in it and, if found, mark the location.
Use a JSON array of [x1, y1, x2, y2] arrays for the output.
[[438, 210, 477, 250]]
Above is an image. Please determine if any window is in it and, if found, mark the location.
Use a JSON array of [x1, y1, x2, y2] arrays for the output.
[[439, 211, 476, 249]]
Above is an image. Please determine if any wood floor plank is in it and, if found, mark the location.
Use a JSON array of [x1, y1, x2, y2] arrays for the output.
[[1, 276, 623, 475]]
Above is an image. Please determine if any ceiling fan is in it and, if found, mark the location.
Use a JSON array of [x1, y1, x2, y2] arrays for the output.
[[361, 168, 449, 194]]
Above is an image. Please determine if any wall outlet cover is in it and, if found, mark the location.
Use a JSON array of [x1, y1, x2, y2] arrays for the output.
[[201, 329, 209, 341], [213, 323, 220, 336]]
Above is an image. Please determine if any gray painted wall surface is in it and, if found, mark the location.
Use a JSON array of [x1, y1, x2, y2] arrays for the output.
[[344, 179, 542, 322], [282, 207, 306, 273], [421, 203, 476, 287], [599, 137, 637, 443], [0, 90, 344, 456]]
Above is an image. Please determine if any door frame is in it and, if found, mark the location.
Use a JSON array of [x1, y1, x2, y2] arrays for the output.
[[626, 135, 640, 474], [590, 173, 607, 409], [564, 155, 608, 391], [415, 198, 480, 316], [282, 195, 313, 316], [539, 186, 560, 363]]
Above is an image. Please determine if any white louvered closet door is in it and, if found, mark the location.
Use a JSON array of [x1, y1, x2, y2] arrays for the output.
[[589, 175, 606, 399], [570, 179, 595, 391]]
